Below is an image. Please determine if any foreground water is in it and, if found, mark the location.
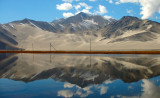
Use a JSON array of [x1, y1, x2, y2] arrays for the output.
[[0, 53, 160, 98]]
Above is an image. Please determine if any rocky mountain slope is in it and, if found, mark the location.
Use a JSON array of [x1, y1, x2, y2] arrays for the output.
[[102, 16, 160, 42], [0, 12, 160, 50]]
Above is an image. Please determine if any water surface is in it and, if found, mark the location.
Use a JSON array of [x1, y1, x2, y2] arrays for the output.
[[0, 53, 160, 98]]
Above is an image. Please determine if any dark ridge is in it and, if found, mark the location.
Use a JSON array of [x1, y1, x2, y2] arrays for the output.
[[121, 16, 140, 21], [11, 18, 33, 24]]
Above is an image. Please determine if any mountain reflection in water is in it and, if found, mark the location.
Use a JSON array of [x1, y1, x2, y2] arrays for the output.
[[0, 53, 160, 98]]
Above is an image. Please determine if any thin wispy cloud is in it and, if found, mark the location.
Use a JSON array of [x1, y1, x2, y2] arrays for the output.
[[126, 9, 132, 14], [74, 2, 93, 14], [107, 0, 113, 4]]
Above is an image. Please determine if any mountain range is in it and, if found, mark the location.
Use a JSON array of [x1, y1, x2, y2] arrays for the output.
[[0, 12, 160, 51]]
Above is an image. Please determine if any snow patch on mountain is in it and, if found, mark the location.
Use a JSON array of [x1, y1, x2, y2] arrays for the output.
[[29, 22, 40, 29], [9, 24, 15, 29], [59, 24, 65, 30], [1, 24, 7, 29], [83, 19, 98, 25], [79, 19, 98, 29], [49, 22, 55, 27]]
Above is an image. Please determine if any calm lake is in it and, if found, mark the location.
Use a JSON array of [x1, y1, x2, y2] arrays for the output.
[[0, 53, 160, 98]]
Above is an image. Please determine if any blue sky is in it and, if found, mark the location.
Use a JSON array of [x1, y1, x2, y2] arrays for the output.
[[0, 0, 160, 23]]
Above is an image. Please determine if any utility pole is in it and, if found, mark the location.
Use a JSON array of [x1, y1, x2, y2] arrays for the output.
[[90, 31, 92, 67], [50, 43, 51, 52], [50, 43, 56, 63], [50, 43, 56, 51], [21, 45, 23, 56], [32, 43, 34, 51], [90, 38, 91, 53], [32, 43, 34, 62], [50, 43, 51, 63], [6, 46, 8, 51]]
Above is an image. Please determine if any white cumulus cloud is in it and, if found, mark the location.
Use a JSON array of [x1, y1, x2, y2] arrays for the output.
[[109, 0, 113, 3], [79, 2, 92, 10], [75, 9, 92, 14], [75, 2, 92, 14], [81, 9, 92, 14], [139, 0, 160, 19], [107, 0, 113, 4], [117, 0, 139, 3], [56, 3, 73, 10], [98, 5, 108, 14], [75, 5, 81, 10], [63, 12, 74, 18], [116, 0, 160, 19]]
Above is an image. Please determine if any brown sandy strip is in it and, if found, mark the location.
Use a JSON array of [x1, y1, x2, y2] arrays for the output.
[[0, 50, 160, 54]]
